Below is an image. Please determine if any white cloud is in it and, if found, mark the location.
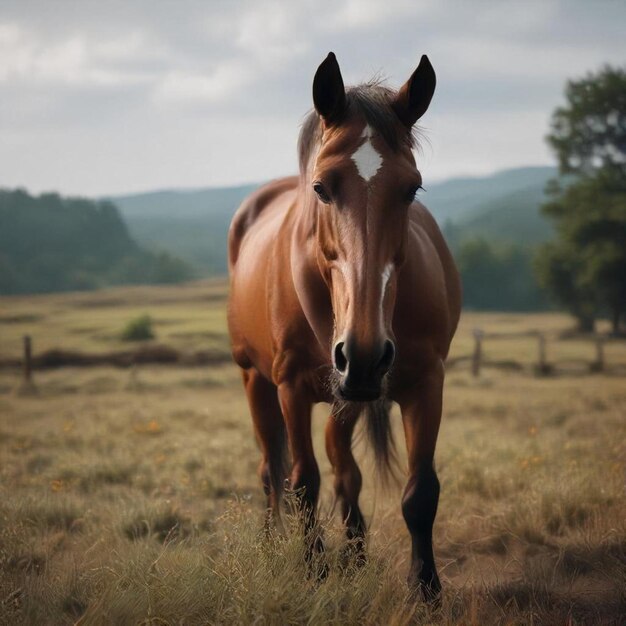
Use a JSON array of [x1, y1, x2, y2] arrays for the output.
[[0, 22, 162, 86], [234, 1, 309, 61], [153, 61, 253, 104], [421, 109, 553, 182], [471, 2, 559, 36], [435, 36, 615, 81], [329, 0, 431, 31], [0, 0, 624, 195], [153, 1, 316, 107]]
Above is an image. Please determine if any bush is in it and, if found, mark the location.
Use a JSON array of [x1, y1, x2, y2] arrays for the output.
[[121, 315, 155, 341]]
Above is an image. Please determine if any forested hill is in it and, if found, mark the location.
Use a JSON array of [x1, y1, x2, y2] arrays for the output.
[[110, 166, 557, 277], [106, 166, 558, 312], [424, 165, 556, 226], [2, 166, 558, 307], [0, 189, 191, 295], [110, 184, 257, 275]]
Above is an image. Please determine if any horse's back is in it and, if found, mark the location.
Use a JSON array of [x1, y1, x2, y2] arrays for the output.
[[227, 176, 298, 373], [228, 176, 298, 270]]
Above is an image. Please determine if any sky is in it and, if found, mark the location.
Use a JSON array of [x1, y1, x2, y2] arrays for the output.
[[1, 0, 625, 196]]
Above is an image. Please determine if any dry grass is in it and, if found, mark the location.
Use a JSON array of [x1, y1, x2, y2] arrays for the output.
[[0, 280, 230, 358], [1, 282, 625, 624]]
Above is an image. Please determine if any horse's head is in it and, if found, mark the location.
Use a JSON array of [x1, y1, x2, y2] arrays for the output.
[[305, 53, 436, 402]]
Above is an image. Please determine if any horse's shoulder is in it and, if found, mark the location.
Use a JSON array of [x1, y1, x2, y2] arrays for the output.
[[408, 200, 438, 232], [408, 201, 452, 259], [407, 200, 462, 343], [228, 176, 298, 267]]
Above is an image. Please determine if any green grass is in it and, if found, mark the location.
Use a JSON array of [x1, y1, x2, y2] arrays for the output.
[[0, 282, 625, 624], [120, 314, 155, 341]]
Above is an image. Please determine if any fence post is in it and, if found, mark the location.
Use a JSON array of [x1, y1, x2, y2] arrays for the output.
[[535, 332, 552, 375], [591, 337, 605, 372], [472, 329, 483, 377], [23, 335, 33, 384], [538, 333, 546, 369], [15, 334, 37, 395]]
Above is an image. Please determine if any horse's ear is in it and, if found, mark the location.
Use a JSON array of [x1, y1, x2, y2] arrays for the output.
[[313, 52, 346, 125], [392, 55, 436, 128]]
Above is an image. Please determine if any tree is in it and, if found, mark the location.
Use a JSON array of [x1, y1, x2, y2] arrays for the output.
[[537, 65, 626, 334], [534, 240, 596, 332], [458, 237, 547, 311], [0, 188, 193, 294], [547, 65, 626, 179]]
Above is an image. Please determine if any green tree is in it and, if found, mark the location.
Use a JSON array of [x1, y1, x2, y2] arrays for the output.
[[534, 240, 596, 331], [547, 65, 626, 178], [458, 238, 546, 311], [0, 188, 193, 295], [536, 65, 626, 333]]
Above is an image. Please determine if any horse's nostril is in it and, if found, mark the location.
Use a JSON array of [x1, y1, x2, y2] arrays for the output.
[[334, 341, 348, 373], [378, 340, 395, 373]]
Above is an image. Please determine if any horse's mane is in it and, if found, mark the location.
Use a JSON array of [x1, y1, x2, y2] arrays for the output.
[[297, 80, 417, 175]]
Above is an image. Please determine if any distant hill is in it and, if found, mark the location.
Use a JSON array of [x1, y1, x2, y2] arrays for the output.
[[110, 185, 258, 275], [110, 166, 557, 276], [110, 185, 258, 219], [424, 165, 556, 226], [0, 189, 192, 295], [442, 181, 555, 248], [2, 166, 559, 306]]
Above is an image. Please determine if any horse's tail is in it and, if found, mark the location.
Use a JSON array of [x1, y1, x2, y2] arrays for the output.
[[364, 400, 398, 485]]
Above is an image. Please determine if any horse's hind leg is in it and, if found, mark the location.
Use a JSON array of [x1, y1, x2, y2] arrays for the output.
[[398, 360, 444, 602], [325, 405, 367, 564], [242, 368, 287, 527]]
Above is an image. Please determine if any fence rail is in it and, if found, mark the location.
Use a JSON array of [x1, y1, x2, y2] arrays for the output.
[[2, 335, 231, 373], [6, 331, 626, 390], [448, 328, 623, 377]]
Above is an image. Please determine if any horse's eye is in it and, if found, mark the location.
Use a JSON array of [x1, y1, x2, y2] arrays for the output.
[[406, 185, 423, 203], [313, 182, 331, 204]]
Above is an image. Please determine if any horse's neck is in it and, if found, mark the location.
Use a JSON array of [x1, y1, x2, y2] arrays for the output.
[[286, 182, 334, 351], [288, 182, 319, 279], [292, 177, 317, 240]]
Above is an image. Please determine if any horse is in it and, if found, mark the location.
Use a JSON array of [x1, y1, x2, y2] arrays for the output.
[[227, 52, 461, 600]]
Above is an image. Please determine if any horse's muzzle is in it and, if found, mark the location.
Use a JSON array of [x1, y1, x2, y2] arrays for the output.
[[336, 382, 383, 402], [333, 338, 395, 402]]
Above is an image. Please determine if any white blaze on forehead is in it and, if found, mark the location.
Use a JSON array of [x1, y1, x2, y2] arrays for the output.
[[352, 125, 383, 183]]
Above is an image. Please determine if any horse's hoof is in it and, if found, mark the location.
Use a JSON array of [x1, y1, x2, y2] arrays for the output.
[[313, 560, 330, 582], [408, 574, 442, 606], [339, 539, 367, 570], [303, 530, 328, 581], [306, 550, 329, 582]]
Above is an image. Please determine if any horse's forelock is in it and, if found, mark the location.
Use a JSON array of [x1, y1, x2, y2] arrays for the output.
[[298, 81, 417, 175]]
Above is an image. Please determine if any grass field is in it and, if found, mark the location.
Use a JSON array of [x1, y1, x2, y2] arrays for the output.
[[1, 281, 625, 624]]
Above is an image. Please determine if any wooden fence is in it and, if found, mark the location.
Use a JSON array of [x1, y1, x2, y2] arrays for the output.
[[447, 328, 619, 377], [8, 331, 626, 389]]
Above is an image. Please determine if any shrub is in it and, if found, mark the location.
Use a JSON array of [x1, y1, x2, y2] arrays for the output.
[[121, 314, 155, 341]]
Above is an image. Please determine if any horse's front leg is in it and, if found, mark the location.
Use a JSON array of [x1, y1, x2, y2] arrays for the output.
[[276, 380, 324, 560], [241, 368, 287, 529], [325, 405, 367, 564], [398, 359, 444, 602]]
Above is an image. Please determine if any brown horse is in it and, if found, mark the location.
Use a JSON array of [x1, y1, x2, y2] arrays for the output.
[[227, 52, 461, 599]]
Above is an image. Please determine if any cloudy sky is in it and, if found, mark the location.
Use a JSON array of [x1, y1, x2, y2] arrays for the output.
[[1, 0, 624, 196]]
